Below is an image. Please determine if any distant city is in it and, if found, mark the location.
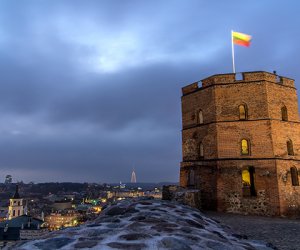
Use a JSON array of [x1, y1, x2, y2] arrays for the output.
[[0, 174, 177, 246]]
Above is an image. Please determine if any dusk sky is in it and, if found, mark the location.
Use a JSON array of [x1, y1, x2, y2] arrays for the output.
[[0, 1, 299, 183]]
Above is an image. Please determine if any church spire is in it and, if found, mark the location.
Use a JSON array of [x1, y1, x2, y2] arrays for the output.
[[12, 184, 21, 199]]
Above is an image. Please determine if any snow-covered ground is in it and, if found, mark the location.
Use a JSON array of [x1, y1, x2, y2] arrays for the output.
[[14, 198, 274, 249]]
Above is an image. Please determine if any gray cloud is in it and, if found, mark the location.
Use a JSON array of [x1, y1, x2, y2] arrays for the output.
[[0, 0, 299, 182]]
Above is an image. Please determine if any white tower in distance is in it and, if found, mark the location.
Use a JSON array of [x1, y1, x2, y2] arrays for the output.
[[131, 169, 137, 183], [8, 185, 24, 220]]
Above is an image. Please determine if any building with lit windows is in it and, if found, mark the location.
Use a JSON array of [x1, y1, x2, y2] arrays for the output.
[[44, 210, 79, 230], [8, 185, 24, 220], [180, 71, 300, 216]]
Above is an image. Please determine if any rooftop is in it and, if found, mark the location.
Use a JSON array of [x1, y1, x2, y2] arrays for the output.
[[0, 215, 43, 228]]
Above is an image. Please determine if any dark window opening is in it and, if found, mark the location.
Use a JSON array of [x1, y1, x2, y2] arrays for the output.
[[242, 166, 256, 197], [199, 143, 204, 158], [291, 167, 299, 186], [287, 140, 294, 156], [281, 106, 288, 121], [187, 169, 195, 187]]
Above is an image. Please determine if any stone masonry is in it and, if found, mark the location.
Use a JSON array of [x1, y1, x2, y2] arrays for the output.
[[14, 198, 274, 250], [180, 71, 300, 216]]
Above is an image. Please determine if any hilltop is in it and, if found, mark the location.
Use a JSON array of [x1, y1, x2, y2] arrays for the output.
[[12, 198, 274, 250]]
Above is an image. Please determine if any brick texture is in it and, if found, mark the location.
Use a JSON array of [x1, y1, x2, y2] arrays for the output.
[[180, 71, 300, 216]]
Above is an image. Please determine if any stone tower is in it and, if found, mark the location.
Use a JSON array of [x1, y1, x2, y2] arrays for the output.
[[180, 71, 300, 216], [8, 185, 24, 220]]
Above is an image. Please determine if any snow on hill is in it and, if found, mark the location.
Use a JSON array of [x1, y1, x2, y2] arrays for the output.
[[14, 198, 273, 249]]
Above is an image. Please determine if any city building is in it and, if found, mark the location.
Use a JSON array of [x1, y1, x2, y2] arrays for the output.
[[0, 215, 46, 241], [0, 208, 7, 222], [8, 185, 24, 220], [107, 190, 145, 199], [50, 199, 73, 211], [180, 71, 300, 216], [44, 210, 79, 230]]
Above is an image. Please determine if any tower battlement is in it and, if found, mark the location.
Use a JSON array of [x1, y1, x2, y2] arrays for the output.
[[182, 71, 295, 96]]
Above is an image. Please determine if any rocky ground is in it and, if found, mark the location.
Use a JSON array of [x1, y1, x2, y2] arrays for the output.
[[206, 211, 300, 250], [13, 198, 275, 250]]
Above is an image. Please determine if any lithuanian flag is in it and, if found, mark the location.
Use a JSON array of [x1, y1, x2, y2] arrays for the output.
[[232, 31, 252, 47]]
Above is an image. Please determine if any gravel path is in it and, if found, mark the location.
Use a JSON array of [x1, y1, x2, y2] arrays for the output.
[[205, 211, 300, 250]]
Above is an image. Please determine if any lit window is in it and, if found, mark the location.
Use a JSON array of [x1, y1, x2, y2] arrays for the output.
[[281, 106, 288, 121], [241, 139, 250, 155], [242, 167, 256, 196], [287, 140, 294, 156], [291, 167, 299, 186], [239, 104, 248, 120], [198, 110, 203, 124], [199, 143, 204, 158]]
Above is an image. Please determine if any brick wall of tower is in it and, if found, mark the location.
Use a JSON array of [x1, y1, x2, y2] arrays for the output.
[[265, 82, 298, 121], [213, 81, 269, 121], [180, 71, 300, 216], [271, 122, 300, 216], [215, 159, 280, 216], [181, 85, 216, 129], [270, 121, 300, 157], [265, 80, 300, 216], [181, 84, 218, 161], [182, 124, 218, 161], [180, 161, 218, 210], [276, 160, 300, 216], [216, 121, 274, 158]]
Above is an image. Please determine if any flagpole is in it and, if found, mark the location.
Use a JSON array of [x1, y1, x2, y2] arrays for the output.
[[231, 30, 236, 73]]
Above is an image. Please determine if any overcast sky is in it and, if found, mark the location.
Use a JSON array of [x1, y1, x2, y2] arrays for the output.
[[0, 1, 299, 183]]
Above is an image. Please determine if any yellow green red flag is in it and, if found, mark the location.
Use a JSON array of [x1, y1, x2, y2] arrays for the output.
[[232, 31, 252, 47]]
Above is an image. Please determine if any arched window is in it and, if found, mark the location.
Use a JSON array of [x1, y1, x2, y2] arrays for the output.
[[199, 142, 204, 158], [281, 106, 288, 121], [287, 140, 294, 156], [241, 139, 250, 155], [188, 169, 195, 187], [291, 167, 299, 186], [198, 110, 203, 124], [239, 104, 248, 120], [242, 166, 256, 196]]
